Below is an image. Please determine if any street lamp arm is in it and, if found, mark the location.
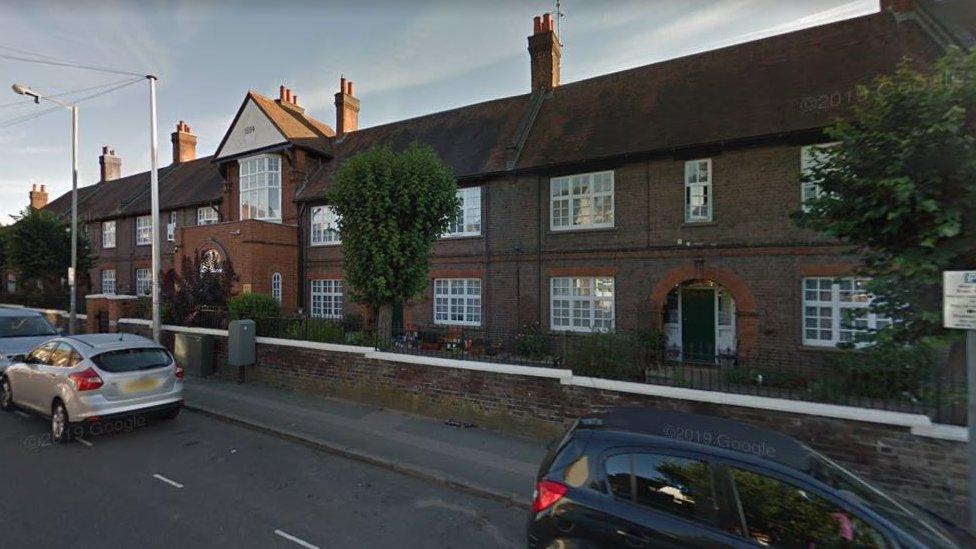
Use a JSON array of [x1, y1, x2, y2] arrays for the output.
[[11, 83, 72, 109]]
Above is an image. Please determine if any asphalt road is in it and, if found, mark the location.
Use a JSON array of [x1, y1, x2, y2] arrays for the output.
[[0, 407, 528, 548]]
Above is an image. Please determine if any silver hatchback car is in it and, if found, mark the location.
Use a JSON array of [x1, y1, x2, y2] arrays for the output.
[[0, 333, 183, 443]]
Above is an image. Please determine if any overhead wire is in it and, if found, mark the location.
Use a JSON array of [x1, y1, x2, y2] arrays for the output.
[[0, 43, 146, 77], [0, 76, 144, 129], [0, 77, 146, 109]]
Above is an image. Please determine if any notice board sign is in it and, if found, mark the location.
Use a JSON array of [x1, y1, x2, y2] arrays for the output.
[[944, 271, 976, 330]]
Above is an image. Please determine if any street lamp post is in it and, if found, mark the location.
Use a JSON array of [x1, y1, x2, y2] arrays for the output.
[[146, 75, 161, 342], [11, 84, 79, 335]]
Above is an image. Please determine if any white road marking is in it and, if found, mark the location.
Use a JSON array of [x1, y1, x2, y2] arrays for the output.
[[76, 437, 93, 447], [152, 474, 184, 489], [14, 410, 28, 418], [274, 529, 319, 549]]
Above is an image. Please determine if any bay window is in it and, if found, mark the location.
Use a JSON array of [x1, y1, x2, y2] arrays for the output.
[[239, 154, 281, 222]]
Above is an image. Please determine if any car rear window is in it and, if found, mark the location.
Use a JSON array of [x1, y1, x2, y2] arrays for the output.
[[0, 316, 57, 338], [92, 348, 172, 373]]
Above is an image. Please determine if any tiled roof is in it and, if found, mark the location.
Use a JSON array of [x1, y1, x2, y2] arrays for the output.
[[516, 11, 944, 169], [43, 156, 222, 221], [296, 93, 531, 201], [247, 92, 335, 156]]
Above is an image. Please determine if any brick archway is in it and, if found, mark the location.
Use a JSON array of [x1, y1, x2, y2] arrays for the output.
[[649, 265, 759, 355]]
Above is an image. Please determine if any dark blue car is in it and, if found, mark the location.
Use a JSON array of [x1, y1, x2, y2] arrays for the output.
[[0, 307, 59, 372], [528, 407, 969, 548]]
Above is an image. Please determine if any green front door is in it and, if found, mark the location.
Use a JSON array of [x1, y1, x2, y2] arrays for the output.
[[681, 289, 715, 362], [392, 301, 404, 336]]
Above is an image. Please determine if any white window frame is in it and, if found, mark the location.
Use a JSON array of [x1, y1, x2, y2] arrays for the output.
[[271, 272, 282, 304], [102, 220, 116, 249], [550, 277, 615, 333], [239, 154, 282, 222], [136, 215, 151, 246], [197, 206, 218, 225], [443, 186, 482, 238], [433, 278, 482, 326], [310, 205, 341, 246], [550, 171, 614, 231], [684, 159, 712, 222], [101, 269, 116, 295], [802, 277, 891, 347], [135, 268, 150, 296], [166, 211, 176, 242], [800, 143, 839, 211], [310, 279, 342, 319]]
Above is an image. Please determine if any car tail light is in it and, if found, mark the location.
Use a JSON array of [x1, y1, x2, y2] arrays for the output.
[[69, 368, 103, 392], [532, 480, 568, 513], [173, 361, 184, 381]]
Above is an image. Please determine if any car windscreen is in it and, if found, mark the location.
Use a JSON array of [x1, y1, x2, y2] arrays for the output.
[[809, 452, 958, 548], [0, 316, 57, 338], [92, 348, 172, 373]]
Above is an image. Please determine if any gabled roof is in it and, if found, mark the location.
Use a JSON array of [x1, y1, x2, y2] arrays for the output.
[[296, 93, 531, 201], [43, 156, 222, 222], [214, 91, 335, 160], [517, 10, 943, 169]]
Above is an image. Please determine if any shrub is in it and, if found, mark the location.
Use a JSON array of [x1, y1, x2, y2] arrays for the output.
[[229, 293, 279, 320], [557, 330, 666, 381], [515, 323, 549, 361], [724, 367, 808, 391], [809, 342, 938, 402]]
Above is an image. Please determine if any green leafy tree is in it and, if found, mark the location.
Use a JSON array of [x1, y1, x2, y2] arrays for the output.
[[328, 142, 459, 337], [4, 207, 93, 294], [794, 49, 976, 344], [161, 251, 237, 327]]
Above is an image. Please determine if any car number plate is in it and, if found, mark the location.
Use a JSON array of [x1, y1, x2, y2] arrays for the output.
[[123, 377, 161, 393]]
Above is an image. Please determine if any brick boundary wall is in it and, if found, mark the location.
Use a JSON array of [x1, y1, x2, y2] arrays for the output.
[[108, 317, 970, 524]]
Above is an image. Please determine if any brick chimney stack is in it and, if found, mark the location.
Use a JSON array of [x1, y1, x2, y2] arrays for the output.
[[334, 76, 359, 135], [28, 183, 48, 209], [99, 146, 121, 182], [171, 120, 197, 164], [276, 84, 305, 114], [529, 13, 561, 92]]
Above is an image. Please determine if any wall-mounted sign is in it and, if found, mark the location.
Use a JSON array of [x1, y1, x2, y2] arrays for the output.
[[943, 271, 976, 330]]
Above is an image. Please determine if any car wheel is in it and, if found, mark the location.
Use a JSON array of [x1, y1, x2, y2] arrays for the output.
[[51, 400, 72, 444], [0, 377, 13, 412], [159, 406, 181, 420]]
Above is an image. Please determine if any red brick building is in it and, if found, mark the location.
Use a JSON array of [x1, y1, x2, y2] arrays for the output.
[[39, 1, 973, 364]]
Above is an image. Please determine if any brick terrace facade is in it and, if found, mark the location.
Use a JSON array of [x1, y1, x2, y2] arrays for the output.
[[37, 1, 972, 366]]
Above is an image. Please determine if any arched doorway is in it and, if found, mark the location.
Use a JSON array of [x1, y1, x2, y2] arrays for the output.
[[663, 281, 736, 363], [651, 265, 759, 363]]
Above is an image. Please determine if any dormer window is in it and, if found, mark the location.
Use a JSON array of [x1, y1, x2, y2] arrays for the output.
[[239, 154, 281, 222]]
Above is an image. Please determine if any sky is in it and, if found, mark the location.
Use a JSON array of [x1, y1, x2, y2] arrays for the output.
[[0, 0, 877, 222]]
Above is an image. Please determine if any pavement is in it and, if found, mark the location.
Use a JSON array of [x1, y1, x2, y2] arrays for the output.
[[182, 377, 549, 508], [0, 397, 530, 548]]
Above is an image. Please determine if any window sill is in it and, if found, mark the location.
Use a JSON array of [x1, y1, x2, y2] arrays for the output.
[[433, 323, 483, 328], [682, 221, 717, 228], [798, 344, 853, 353], [310, 242, 342, 247], [548, 226, 616, 235], [440, 234, 483, 241]]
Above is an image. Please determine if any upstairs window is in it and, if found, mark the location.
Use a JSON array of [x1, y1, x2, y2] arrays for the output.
[[166, 211, 177, 242], [239, 154, 281, 222], [197, 206, 218, 225], [310, 206, 341, 246], [800, 143, 839, 211], [802, 277, 891, 347], [551, 277, 614, 332], [136, 215, 151, 246], [443, 186, 481, 237], [550, 171, 614, 231], [684, 159, 712, 222], [135, 268, 150, 296], [102, 269, 116, 295], [102, 220, 116, 249]]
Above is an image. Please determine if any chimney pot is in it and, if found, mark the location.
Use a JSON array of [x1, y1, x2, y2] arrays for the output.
[[292, 94, 298, 105], [533, 16, 542, 34], [100, 147, 122, 181], [347, 81, 354, 96], [171, 118, 197, 164], [279, 84, 286, 100]]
